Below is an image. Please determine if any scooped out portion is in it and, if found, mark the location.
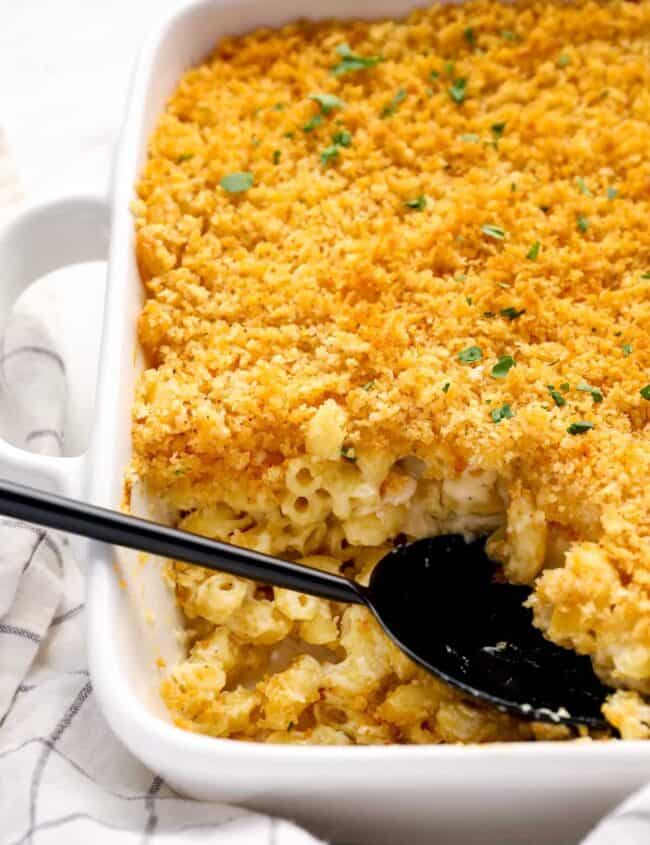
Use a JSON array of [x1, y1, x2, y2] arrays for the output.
[[132, 0, 650, 743]]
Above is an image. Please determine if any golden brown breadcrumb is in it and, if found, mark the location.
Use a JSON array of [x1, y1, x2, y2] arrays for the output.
[[133, 0, 650, 739]]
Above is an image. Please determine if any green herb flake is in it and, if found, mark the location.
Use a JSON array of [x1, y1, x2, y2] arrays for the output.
[[273, 103, 286, 111], [567, 421, 593, 435], [640, 385, 650, 400], [559, 382, 570, 392], [557, 53, 571, 68], [176, 153, 194, 164], [430, 70, 440, 80], [482, 224, 506, 240], [341, 445, 357, 462], [464, 27, 476, 47], [220, 171, 254, 193], [174, 469, 185, 476], [527, 240, 541, 260], [303, 114, 323, 133], [332, 130, 352, 147], [501, 30, 517, 41], [577, 382, 603, 403], [491, 122, 506, 138], [405, 194, 427, 210], [491, 403, 514, 424], [500, 307, 525, 320], [576, 177, 592, 196], [460, 133, 480, 142], [331, 43, 383, 76], [381, 88, 407, 118], [283, 131, 295, 139], [622, 343, 633, 357], [483, 310, 495, 318], [577, 215, 589, 234], [448, 78, 468, 105], [511, 182, 517, 192], [309, 93, 345, 114], [641, 272, 650, 279], [458, 345, 483, 364], [491, 355, 516, 378], [548, 387, 566, 407], [320, 145, 340, 167], [607, 187, 618, 200], [444, 61, 455, 77], [272, 150, 281, 165], [362, 380, 375, 391], [442, 382, 451, 393]]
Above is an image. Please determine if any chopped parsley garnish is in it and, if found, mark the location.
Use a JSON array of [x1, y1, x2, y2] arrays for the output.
[[303, 114, 323, 132], [527, 241, 541, 260], [491, 122, 506, 138], [567, 421, 593, 435], [448, 78, 468, 104], [381, 88, 407, 118], [320, 145, 340, 167], [331, 43, 383, 76], [220, 172, 254, 193], [445, 61, 455, 77], [464, 27, 476, 46], [641, 385, 650, 400], [607, 187, 618, 200], [557, 54, 571, 68], [491, 403, 514, 423], [576, 177, 591, 196], [283, 131, 295, 139], [641, 272, 650, 279], [547, 386, 566, 407], [273, 103, 286, 111], [500, 307, 525, 320], [458, 345, 483, 363], [272, 150, 281, 165], [622, 343, 633, 357], [560, 382, 570, 392], [405, 195, 427, 210], [577, 382, 603, 403], [491, 355, 516, 378], [460, 133, 480, 142], [309, 93, 345, 114], [430, 70, 440, 80], [481, 224, 506, 240], [511, 182, 517, 192], [577, 216, 589, 233], [176, 153, 194, 163], [362, 380, 375, 391], [341, 445, 357, 462], [483, 310, 495, 318], [332, 129, 352, 147], [442, 382, 451, 393], [501, 30, 517, 40]]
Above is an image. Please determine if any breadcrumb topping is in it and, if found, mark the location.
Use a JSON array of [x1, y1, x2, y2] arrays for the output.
[[133, 0, 650, 731]]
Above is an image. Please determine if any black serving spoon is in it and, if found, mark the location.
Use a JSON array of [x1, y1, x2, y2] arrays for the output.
[[0, 478, 609, 728]]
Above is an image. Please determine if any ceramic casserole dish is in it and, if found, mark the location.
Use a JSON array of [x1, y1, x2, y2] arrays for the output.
[[0, 1, 649, 843]]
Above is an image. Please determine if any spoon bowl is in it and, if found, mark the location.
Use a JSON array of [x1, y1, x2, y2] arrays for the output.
[[365, 535, 609, 729]]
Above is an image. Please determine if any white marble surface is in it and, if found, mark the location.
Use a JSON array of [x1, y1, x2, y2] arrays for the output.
[[0, 0, 179, 201]]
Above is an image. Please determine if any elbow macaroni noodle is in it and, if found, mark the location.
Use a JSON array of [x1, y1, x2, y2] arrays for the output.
[[161, 441, 589, 744]]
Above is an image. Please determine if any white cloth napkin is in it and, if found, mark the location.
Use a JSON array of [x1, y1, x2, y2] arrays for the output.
[[0, 131, 323, 845], [0, 127, 648, 845]]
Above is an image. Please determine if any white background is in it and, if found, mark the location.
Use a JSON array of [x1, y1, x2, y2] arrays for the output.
[[0, 0, 181, 201]]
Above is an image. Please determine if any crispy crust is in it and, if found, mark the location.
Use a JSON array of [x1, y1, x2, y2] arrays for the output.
[[133, 0, 650, 717]]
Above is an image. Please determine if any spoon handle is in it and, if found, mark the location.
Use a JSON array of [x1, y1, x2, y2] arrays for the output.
[[0, 478, 366, 605]]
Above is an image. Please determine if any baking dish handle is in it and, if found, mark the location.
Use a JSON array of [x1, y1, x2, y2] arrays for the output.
[[0, 195, 109, 496]]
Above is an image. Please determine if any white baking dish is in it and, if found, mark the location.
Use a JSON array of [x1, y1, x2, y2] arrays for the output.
[[1, 1, 649, 842]]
